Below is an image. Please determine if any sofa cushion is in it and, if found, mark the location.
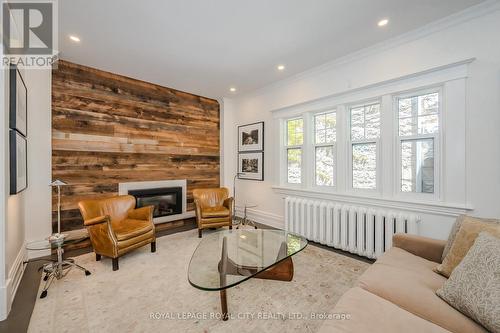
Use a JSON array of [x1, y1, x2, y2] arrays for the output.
[[358, 248, 487, 333], [436, 218, 500, 277], [442, 215, 500, 262], [201, 206, 230, 218], [437, 233, 500, 333], [318, 287, 450, 333], [112, 218, 154, 241]]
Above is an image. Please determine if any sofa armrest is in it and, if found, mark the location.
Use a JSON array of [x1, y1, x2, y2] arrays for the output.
[[393, 233, 447, 263], [84, 215, 109, 226], [127, 206, 154, 221]]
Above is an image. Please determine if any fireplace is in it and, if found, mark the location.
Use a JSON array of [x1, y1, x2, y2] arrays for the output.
[[118, 179, 195, 224], [128, 187, 182, 218]]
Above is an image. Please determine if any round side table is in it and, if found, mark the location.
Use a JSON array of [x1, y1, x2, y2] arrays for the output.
[[26, 230, 91, 298]]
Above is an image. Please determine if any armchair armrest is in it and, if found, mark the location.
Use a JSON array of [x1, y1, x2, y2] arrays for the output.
[[127, 206, 154, 221], [224, 197, 234, 217], [393, 233, 447, 263], [193, 199, 203, 226], [84, 215, 109, 226], [223, 197, 233, 209]]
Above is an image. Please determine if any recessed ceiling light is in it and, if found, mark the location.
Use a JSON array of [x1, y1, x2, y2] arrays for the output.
[[69, 35, 81, 42], [377, 19, 389, 27], [277, 64, 285, 71], [229, 87, 236, 92]]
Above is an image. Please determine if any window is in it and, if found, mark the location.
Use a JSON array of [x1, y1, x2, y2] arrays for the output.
[[350, 103, 380, 190], [286, 118, 303, 184], [397, 92, 439, 194], [314, 112, 336, 186]]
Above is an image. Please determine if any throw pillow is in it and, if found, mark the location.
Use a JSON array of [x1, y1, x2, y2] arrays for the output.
[[441, 215, 499, 262], [436, 232, 500, 333], [435, 218, 500, 277]]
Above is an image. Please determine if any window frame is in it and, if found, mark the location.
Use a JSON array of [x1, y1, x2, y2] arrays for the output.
[[283, 117, 304, 186], [347, 100, 382, 194], [312, 110, 337, 189], [394, 86, 442, 201]]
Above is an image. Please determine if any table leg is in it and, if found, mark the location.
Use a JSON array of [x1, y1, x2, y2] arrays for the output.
[[220, 289, 228, 321], [219, 236, 229, 320]]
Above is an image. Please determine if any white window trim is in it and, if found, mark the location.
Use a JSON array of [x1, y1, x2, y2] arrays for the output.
[[394, 86, 443, 201], [347, 100, 382, 194], [283, 117, 304, 186], [312, 110, 337, 190], [273, 58, 472, 212]]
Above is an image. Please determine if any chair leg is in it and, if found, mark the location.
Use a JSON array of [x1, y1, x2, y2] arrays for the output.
[[112, 258, 119, 271], [96, 253, 101, 261], [229, 225, 232, 230], [198, 229, 202, 238], [151, 241, 156, 253]]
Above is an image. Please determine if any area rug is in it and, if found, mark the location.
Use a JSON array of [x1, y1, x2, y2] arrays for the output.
[[28, 228, 369, 333]]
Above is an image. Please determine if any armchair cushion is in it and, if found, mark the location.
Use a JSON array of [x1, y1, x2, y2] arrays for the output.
[[112, 218, 154, 241], [201, 206, 230, 218]]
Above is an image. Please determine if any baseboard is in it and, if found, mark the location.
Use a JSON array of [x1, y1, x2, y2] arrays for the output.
[[0, 245, 28, 320], [235, 207, 284, 230]]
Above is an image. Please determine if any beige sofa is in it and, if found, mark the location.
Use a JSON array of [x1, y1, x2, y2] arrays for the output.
[[319, 233, 488, 333]]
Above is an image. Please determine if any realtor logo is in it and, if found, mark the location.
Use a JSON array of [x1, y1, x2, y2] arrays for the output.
[[2, 1, 58, 68]]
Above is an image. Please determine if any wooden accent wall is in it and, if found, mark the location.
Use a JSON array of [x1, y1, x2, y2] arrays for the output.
[[52, 60, 220, 232]]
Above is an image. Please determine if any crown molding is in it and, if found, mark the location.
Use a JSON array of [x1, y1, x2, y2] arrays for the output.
[[238, 0, 500, 100]]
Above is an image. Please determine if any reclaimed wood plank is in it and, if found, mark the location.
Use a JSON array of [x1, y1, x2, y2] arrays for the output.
[[52, 60, 220, 232]]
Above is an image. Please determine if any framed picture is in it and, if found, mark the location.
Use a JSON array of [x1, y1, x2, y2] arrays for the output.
[[9, 65, 28, 137], [10, 130, 28, 194], [238, 152, 264, 181], [238, 121, 264, 152]]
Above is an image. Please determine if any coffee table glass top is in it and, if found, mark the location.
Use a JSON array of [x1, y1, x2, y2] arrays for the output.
[[188, 229, 307, 291]]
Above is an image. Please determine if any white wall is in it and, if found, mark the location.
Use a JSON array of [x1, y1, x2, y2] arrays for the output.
[[24, 69, 52, 249], [222, 3, 500, 238], [0, 4, 52, 319], [0, 66, 52, 320]]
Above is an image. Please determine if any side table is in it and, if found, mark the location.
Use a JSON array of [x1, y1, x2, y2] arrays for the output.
[[26, 229, 91, 298]]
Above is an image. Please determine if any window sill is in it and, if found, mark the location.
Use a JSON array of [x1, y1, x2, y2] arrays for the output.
[[271, 186, 473, 217]]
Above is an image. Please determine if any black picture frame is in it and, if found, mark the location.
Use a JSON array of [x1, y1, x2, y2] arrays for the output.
[[238, 121, 264, 152], [238, 151, 264, 181], [9, 130, 28, 194], [9, 65, 28, 136]]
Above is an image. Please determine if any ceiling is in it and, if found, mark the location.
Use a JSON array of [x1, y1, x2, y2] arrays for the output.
[[58, 0, 485, 99]]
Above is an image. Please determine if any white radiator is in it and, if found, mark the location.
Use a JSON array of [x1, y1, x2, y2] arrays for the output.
[[284, 196, 420, 259]]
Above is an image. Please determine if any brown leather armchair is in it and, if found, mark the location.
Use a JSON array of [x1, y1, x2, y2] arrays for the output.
[[78, 195, 156, 271], [193, 188, 233, 238]]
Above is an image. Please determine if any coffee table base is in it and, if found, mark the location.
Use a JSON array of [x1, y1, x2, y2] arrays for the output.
[[218, 252, 294, 320]]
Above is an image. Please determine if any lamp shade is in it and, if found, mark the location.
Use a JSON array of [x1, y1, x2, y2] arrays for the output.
[[50, 179, 68, 186]]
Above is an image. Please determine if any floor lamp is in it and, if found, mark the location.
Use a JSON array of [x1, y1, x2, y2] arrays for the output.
[[49, 179, 68, 243], [233, 172, 256, 229], [233, 173, 243, 223]]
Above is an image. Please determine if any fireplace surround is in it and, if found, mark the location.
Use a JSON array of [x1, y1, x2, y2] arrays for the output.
[[118, 180, 195, 224]]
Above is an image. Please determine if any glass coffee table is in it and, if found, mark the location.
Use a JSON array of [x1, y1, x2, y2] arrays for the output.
[[188, 229, 307, 320]]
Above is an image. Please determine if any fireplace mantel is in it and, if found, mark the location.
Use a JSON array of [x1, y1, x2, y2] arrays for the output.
[[118, 180, 195, 224]]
